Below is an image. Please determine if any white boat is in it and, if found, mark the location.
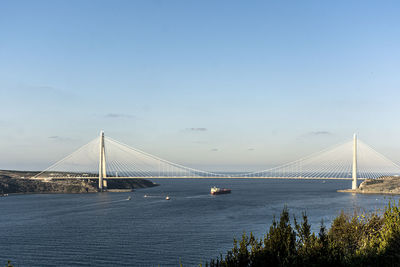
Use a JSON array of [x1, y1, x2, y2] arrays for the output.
[[165, 196, 170, 200], [127, 196, 131, 200]]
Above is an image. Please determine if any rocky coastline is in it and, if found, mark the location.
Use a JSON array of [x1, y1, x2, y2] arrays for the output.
[[0, 170, 157, 194], [338, 175, 400, 195]]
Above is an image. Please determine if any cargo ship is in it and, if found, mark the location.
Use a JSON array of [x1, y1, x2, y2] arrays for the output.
[[210, 186, 231, 195]]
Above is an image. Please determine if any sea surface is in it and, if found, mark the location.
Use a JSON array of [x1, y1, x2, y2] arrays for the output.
[[1, 179, 399, 266]]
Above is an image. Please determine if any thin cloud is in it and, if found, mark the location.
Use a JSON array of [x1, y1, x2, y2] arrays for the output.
[[309, 131, 332, 136], [211, 148, 219, 151], [193, 141, 208, 144], [105, 113, 135, 119], [297, 131, 334, 141], [186, 128, 207, 132], [48, 136, 72, 141], [248, 148, 255, 151], [19, 85, 64, 94], [23, 85, 75, 98], [31, 85, 59, 93], [13, 85, 75, 100]]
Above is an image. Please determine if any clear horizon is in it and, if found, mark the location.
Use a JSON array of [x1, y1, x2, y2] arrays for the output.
[[1, 0, 400, 171]]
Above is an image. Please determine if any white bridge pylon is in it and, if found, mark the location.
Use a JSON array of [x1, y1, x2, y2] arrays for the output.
[[34, 132, 400, 190], [34, 131, 226, 190]]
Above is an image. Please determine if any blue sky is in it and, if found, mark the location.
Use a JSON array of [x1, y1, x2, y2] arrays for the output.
[[1, 0, 400, 171]]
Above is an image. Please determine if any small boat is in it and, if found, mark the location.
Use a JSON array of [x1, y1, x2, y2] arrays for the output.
[[144, 194, 148, 198], [165, 196, 170, 200], [210, 186, 231, 195], [127, 196, 131, 200]]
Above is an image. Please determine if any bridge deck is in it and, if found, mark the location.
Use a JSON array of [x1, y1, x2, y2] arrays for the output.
[[36, 176, 358, 180]]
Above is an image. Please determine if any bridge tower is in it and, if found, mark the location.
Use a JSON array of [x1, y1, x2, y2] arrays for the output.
[[352, 133, 358, 190], [98, 131, 107, 191]]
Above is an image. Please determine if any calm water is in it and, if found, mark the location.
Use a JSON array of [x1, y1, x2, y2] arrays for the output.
[[1, 179, 399, 266]]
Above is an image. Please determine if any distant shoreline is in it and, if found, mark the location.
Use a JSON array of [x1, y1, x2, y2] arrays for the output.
[[0, 170, 157, 195], [338, 189, 400, 195], [338, 176, 400, 195]]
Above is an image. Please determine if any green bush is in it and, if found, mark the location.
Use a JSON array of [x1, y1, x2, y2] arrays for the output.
[[206, 201, 400, 267]]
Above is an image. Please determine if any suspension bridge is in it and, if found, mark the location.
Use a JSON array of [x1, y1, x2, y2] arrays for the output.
[[33, 131, 400, 191]]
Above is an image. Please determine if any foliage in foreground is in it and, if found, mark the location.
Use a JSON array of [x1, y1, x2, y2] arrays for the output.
[[206, 202, 400, 267]]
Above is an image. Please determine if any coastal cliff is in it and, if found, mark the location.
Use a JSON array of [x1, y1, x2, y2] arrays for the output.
[[0, 170, 157, 194], [338, 176, 400, 194]]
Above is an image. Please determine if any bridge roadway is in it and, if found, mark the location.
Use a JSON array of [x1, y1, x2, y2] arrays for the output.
[[41, 176, 359, 180]]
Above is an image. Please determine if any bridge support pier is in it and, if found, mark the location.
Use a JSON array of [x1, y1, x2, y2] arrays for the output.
[[352, 133, 358, 190], [98, 131, 107, 191]]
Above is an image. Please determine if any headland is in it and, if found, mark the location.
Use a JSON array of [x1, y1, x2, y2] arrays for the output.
[[0, 170, 157, 194], [338, 175, 400, 195]]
